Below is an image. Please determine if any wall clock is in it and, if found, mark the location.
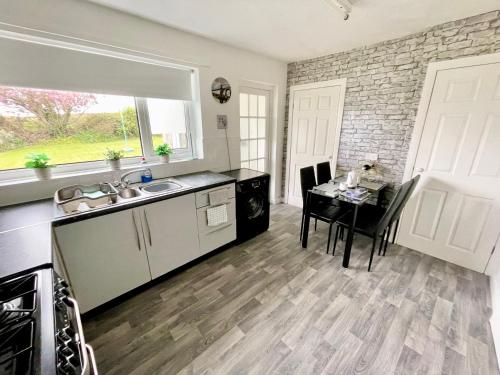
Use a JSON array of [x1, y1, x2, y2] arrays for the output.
[[211, 77, 231, 104]]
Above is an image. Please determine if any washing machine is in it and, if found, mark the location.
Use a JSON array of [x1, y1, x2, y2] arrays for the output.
[[221, 168, 270, 243]]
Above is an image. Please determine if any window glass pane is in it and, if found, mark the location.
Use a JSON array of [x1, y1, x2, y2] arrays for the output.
[[249, 140, 258, 159], [258, 119, 266, 138], [249, 118, 258, 139], [258, 95, 266, 117], [258, 139, 266, 158], [240, 140, 249, 161], [249, 159, 258, 170], [239, 93, 248, 117], [240, 118, 249, 140], [258, 158, 265, 172], [0, 86, 141, 171], [249, 95, 258, 117], [147, 98, 188, 150], [241, 160, 249, 168]]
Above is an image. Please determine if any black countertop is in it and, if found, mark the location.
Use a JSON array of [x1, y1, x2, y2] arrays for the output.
[[0, 222, 53, 281], [0, 171, 236, 280], [221, 168, 269, 182]]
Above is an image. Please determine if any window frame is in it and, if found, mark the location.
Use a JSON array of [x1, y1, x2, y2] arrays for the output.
[[0, 92, 197, 182]]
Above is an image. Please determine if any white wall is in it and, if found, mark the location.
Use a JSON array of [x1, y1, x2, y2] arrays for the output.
[[0, 0, 287, 205]]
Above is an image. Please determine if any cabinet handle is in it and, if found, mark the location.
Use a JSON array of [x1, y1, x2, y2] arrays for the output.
[[131, 211, 141, 251], [143, 210, 152, 247]]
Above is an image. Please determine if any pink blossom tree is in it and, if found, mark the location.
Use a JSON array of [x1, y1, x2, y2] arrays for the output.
[[0, 86, 96, 137]]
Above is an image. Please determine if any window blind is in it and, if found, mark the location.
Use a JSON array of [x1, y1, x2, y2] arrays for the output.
[[0, 35, 192, 100]]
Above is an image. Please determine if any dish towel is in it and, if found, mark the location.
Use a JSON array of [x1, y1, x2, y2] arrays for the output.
[[209, 189, 229, 206], [207, 204, 228, 227]]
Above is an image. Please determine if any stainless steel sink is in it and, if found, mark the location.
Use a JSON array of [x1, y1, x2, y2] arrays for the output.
[[118, 188, 141, 199], [140, 181, 183, 194]]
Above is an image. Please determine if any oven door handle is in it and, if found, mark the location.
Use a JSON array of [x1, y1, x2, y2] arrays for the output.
[[86, 344, 99, 375], [67, 297, 89, 375]]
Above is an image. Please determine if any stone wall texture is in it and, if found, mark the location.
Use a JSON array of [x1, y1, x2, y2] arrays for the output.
[[284, 10, 500, 195]]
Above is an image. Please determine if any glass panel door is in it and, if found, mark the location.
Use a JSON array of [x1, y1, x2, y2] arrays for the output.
[[239, 87, 270, 172]]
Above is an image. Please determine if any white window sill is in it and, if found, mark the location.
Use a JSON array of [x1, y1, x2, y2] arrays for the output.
[[0, 157, 197, 188]]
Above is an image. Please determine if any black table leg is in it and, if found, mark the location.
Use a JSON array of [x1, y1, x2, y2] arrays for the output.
[[301, 191, 312, 248], [342, 204, 358, 268]]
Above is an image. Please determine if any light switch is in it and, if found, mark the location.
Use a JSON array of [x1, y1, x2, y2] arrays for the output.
[[217, 114, 228, 129]]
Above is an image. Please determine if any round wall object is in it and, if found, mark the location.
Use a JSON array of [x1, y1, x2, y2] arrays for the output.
[[211, 77, 231, 104]]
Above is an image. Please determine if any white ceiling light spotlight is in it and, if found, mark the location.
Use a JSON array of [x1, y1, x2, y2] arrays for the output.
[[322, 0, 353, 20]]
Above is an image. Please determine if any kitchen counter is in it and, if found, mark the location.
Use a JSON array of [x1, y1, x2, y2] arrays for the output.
[[0, 222, 52, 281], [0, 171, 236, 280]]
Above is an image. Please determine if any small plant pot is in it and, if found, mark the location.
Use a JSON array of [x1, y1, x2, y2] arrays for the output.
[[34, 168, 52, 181], [160, 155, 170, 163], [108, 159, 121, 170]]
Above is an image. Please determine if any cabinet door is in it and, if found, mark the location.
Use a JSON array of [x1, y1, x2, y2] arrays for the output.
[[54, 209, 151, 313], [141, 194, 200, 279]]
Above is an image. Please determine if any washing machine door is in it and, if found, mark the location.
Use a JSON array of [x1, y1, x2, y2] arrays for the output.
[[245, 193, 266, 220]]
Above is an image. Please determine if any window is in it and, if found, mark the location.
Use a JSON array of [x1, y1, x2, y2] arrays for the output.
[[0, 85, 194, 173], [239, 90, 270, 172]]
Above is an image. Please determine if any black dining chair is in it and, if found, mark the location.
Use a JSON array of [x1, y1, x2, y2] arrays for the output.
[[380, 174, 421, 256], [316, 161, 332, 185], [300, 166, 346, 252], [331, 178, 415, 271]]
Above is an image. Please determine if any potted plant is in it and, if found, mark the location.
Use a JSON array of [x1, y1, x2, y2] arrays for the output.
[[25, 153, 54, 180], [104, 148, 124, 170], [155, 143, 173, 163]]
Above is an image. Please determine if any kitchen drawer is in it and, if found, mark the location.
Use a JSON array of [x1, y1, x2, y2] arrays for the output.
[[196, 198, 236, 235], [198, 221, 236, 255], [195, 183, 235, 208]]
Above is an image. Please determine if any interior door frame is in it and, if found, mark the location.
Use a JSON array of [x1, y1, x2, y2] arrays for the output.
[[284, 78, 347, 204], [402, 52, 500, 182]]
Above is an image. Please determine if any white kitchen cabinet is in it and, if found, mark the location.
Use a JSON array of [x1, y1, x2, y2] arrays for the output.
[[54, 209, 151, 313], [140, 193, 200, 279]]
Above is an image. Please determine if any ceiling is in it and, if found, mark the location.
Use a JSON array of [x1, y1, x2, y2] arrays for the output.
[[89, 0, 499, 62]]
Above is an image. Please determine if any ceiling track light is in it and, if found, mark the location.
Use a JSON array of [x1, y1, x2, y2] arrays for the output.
[[322, 0, 353, 21]]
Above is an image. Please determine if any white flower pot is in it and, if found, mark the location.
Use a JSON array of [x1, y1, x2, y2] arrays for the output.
[[161, 155, 170, 163], [34, 168, 52, 181], [108, 159, 121, 170]]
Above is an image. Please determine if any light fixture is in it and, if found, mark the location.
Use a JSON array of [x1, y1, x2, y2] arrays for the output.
[[322, 0, 353, 20]]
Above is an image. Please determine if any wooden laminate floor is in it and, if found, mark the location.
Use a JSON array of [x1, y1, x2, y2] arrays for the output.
[[84, 204, 499, 375]]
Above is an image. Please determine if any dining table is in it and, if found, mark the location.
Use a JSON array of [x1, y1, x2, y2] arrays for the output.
[[301, 178, 387, 268]]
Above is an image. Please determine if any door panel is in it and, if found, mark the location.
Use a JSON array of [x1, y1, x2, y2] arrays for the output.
[[399, 62, 500, 272], [143, 194, 200, 279], [287, 84, 344, 207], [54, 209, 152, 312]]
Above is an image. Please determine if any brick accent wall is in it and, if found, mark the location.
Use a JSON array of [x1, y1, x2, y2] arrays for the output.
[[284, 10, 500, 195]]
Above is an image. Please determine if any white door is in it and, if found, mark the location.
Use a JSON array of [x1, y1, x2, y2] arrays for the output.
[[239, 87, 271, 172], [142, 194, 201, 279], [54, 209, 152, 312], [286, 81, 345, 207], [399, 60, 500, 272]]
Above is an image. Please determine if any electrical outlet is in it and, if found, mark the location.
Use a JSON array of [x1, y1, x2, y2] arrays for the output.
[[365, 153, 378, 161], [217, 114, 228, 129]]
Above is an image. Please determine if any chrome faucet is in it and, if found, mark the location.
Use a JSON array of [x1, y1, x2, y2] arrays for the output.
[[120, 168, 152, 188]]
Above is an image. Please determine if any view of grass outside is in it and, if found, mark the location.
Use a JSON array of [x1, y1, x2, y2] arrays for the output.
[[0, 86, 145, 170]]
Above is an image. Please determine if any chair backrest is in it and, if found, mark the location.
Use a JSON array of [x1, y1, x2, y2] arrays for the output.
[[300, 166, 317, 203], [375, 178, 414, 235], [390, 174, 421, 224], [316, 162, 332, 185]]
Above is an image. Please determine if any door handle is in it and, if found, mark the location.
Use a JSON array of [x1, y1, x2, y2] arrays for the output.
[[143, 209, 152, 247], [131, 211, 141, 251]]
